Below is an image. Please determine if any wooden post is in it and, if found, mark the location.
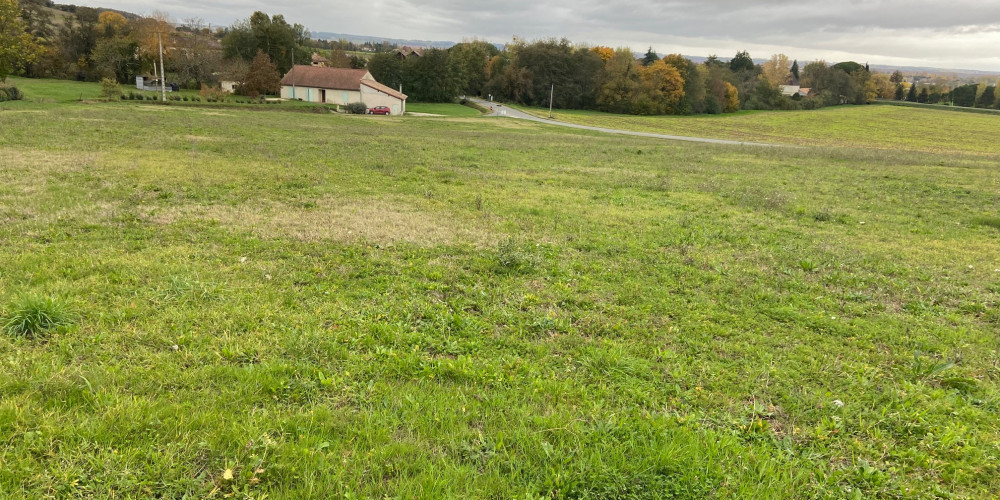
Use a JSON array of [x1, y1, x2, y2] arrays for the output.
[[548, 83, 554, 118], [158, 32, 166, 101]]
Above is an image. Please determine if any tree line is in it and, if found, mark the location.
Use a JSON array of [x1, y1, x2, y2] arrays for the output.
[[368, 38, 998, 114], [3, 1, 997, 111]]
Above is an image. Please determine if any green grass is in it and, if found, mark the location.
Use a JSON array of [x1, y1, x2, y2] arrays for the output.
[[4, 76, 104, 103], [2, 79, 1000, 498], [2, 295, 74, 339], [873, 99, 1000, 116], [518, 104, 1000, 155], [406, 102, 483, 116], [4, 77, 323, 109]]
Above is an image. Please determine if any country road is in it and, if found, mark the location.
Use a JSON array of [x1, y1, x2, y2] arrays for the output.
[[468, 97, 773, 147]]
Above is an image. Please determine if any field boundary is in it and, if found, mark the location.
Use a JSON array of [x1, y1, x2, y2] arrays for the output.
[[872, 99, 1000, 115]]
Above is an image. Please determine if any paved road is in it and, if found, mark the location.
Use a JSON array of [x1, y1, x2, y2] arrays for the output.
[[469, 97, 771, 147]]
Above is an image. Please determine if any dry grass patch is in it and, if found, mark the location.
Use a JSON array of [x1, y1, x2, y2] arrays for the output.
[[0, 149, 99, 181], [185, 135, 223, 142], [142, 196, 494, 247]]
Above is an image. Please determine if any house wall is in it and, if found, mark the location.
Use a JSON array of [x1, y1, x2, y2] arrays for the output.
[[280, 85, 361, 104], [360, 86, 405, 115]]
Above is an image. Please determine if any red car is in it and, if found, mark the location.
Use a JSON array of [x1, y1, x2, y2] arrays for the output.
[[368, 106, 391, 115]]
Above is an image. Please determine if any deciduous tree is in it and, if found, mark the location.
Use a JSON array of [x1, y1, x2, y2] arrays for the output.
[[132, 12, 172, 77], [596, 48, 639, 114], [367, 52, 403, 90], [239, 49, 280, 97], [723, 82, 739, 112], [589, 46, 614, 63], [223, 12, 308, 73], [402, 48, 460, 102], [0, 0, 40, 82], [635, 59, 684, 114], [761, 53, 791, 87], [449, 40, 499, 96], [169, 18, 221, 88], [663, 53, 704, 114]]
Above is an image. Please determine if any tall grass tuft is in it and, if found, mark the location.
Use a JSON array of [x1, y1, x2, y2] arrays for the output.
[[3, 295, 74, 339], [971, 216, 1000, 230], [495, 238, 538, 274]]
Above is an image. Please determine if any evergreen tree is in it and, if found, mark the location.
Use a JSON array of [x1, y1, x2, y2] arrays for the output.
[[704, 54, 726, 68], [729, 50, 754, 72], [906, 83, 918, 102], [951, 84, 978, 107], [894, 84, 905, 100], [975, 86, 995, 108], [889, 70, 904, 84], [790, 60, 799, 80], [918, 88, 929, 103], [641, 47, 659, 67]]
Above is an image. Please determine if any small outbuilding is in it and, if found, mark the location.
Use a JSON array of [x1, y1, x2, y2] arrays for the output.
[[279, 65, 407, 115], [311, 52, 329, 66]]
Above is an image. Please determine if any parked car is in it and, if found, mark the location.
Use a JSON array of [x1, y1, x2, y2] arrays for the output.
[[368, 106, 391, 115]]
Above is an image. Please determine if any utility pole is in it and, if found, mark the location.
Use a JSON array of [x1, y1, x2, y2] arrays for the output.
[[548, 83, 554, 119], [158, 32, 166, 101]]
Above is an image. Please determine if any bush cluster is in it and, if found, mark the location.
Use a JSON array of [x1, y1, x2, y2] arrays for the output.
[[0, 85, 23, 102], [344, 102, 368, 114]]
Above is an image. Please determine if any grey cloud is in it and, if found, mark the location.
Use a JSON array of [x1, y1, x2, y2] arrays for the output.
[[75, 0, 1000, 70]]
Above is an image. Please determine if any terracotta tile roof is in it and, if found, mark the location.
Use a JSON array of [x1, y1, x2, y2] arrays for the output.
[[311, 52, 328, 63], [360, 80, 407, 100], [280, 65, 371, 90], [396, 46, 423, 58]]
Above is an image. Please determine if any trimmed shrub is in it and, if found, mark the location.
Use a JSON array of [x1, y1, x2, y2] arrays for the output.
[[345, 101, 368, 114]]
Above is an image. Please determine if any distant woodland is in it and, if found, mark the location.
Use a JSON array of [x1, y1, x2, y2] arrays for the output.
[[3, 0, 999, 113]]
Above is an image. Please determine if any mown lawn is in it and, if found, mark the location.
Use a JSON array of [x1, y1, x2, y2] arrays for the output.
[[518, 104, 1000, 155], [406, 103, 483, 116], [4, 77, 326, 109], [1, 87, 999, 498]]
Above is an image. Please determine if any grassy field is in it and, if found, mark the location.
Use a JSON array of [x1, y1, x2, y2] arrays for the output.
[[406, 103, 483, 116], [519, 105, 1000, 156], [4, 77, 332, 110], [1, 79, 1000, 498], [5, 77, 476, 115]]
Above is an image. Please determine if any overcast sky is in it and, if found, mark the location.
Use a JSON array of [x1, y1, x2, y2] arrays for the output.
[[79, 0, 1000, 72]]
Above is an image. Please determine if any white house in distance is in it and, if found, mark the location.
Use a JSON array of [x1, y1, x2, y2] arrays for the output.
[[780, 85, 811, 97], [279, 65, 407, 115]]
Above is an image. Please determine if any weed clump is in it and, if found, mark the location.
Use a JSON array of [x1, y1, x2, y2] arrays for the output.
[[3, 295, 74, 339], [495, 238, 538, 273]]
